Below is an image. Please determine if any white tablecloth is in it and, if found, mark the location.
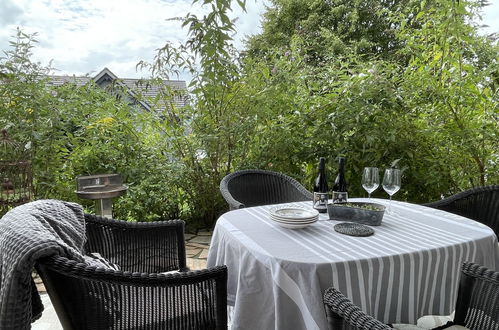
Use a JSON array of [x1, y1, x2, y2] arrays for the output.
[[207, 199, 499, 330]]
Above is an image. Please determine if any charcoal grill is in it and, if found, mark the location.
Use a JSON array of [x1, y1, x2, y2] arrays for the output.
[[75, 174, 127, 218]]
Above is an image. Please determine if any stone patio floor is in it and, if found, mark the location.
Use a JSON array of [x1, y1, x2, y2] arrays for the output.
[[32, 230, 212, 329]]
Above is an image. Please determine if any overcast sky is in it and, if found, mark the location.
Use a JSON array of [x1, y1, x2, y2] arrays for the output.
[[0, 0, 498, 81]]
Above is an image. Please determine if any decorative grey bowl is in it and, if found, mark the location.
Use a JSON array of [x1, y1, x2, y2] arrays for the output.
[[327, 202, 385, 226]]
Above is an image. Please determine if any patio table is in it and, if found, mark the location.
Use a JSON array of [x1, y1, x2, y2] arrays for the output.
[[207, 198, 499, 330]]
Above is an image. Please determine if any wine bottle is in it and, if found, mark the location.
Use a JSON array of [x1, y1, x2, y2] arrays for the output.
[[313, 157, 328, 213], [332, 156, 348, 203]]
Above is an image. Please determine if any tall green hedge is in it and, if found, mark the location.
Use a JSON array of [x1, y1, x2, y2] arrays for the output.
[[1, 0, 497, 228]]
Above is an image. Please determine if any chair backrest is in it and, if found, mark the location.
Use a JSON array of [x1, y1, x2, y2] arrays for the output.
[[454, 262, 499, 330], [83, 214, 187, 273], [37, 256, 228, 330], [219, 169, 313, 210], [424, 185, 499, 239]]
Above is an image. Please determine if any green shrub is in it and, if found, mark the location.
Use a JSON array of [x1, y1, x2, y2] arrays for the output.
[[1, 0, 497, 227]]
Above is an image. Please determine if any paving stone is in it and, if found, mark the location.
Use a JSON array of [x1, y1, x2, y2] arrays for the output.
[[187, 242, 210, 249], [189, 235, 212, 244], [187, 258, 207, 270], [32, 294, 62, 330], [186, 248, 202, 258], [184, 233, 195, 240], [198, 249, 209, 259], [36, 282, 46, 293], [197, 230, 212, 236]]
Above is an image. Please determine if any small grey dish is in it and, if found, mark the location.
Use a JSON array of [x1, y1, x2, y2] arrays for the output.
[[334, 222, 374, 237], [327, 202, 385, 226]]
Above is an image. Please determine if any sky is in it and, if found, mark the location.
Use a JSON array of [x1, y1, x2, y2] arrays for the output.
[[0, 0, 498, 81], [0, 0, 268, 80]]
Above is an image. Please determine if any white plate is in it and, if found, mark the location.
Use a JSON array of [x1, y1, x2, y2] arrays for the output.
[[271, 214, 318, 222], [269, 205, 319, 220], [272, 220, 316, 226], [272, 221, 315, 229], [270, 215, 317, 224]]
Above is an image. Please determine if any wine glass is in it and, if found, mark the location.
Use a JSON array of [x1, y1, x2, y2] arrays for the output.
[[382, 168, 401, 214], [361, 167, 379, 199]]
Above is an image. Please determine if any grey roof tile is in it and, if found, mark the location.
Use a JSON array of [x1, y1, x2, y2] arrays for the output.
[[46, 68, 188, 111]]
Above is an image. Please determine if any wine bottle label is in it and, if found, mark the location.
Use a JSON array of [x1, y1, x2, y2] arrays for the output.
[[313, 192, 328, 212], [332, 191, 348, 204]]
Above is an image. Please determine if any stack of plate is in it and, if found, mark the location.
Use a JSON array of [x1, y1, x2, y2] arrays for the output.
[[269, 205, 319, 229]]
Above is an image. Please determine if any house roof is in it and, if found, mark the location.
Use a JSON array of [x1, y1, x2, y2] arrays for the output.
[[47, 68, 188, 111]]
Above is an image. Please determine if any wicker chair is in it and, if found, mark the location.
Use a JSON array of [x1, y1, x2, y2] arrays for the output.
[[424, 185, 499, 239], [323, 262, 499, 330], [36, 214, 228, 330], [220, 169, 313, 210]]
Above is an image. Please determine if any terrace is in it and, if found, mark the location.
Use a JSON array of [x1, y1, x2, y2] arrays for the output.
[[1, 0, 498, 329], [4, 183, 499, 330]]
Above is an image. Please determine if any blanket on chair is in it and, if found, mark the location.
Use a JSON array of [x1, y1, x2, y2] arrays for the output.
[[0, 200, 86, 330]]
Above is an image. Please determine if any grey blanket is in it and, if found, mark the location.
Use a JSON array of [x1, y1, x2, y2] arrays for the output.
[[0, 199, 86, 330]]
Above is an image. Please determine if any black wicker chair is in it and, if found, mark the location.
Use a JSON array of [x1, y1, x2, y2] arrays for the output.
[[424, 185, 499, 239], [220, 169, 313, 210], [323, 262, 499, 330], [36, 214, 228, 330]]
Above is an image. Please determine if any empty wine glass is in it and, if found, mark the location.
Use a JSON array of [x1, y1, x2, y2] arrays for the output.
[[361, 167, 379, 199], [382, 168, 401, 214]]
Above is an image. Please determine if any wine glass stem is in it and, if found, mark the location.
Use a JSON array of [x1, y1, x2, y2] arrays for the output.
[[388, 195, 393, 213], [368, 192, 371, 199]]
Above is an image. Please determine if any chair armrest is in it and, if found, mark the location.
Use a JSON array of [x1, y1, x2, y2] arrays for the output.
[[84, 214, 187, 273], [219, 181, 245, 210], [323, 287, 392, 330]]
